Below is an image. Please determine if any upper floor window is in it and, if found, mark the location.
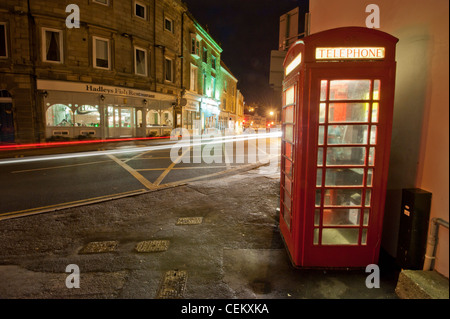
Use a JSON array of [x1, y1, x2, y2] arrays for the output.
[[134, 1, 146, 20], [0, 23, 7, 58], [203, 73, 207, 94], [202, 47, 207, 63], [211, 56, 217, 70], [210, 76, 216, 98], [93, 37, 111, 70], [42, 28, 63, 63], [165, 57, 173, 82], [93, 0, 110, 6], [135, 47, 147, 76], [190, 64, 198, 92], [164, 17, 173, 33], [191, 35, 200, 57]]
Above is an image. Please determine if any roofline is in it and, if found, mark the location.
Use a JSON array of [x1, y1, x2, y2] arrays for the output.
[[220, 61, 238, 82], [186, 12, 223, 53]]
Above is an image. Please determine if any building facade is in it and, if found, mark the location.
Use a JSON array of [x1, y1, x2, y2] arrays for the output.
[[0, 0, 245, 143], [218, 60, 238, 132], [0, 0, 187, 143], [181, 12, 222, 135]]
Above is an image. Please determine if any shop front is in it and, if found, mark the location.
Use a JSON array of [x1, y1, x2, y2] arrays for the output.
[[37, 80, 176, 139], [200, 97, 220, 134], [183, 92, 201, 135]]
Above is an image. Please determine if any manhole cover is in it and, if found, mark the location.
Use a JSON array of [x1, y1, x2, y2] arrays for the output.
[[157, 270, 187, 299], [176, 217, 203, 225], [135, 240, 170, 253], [79, 241, 118, 254]]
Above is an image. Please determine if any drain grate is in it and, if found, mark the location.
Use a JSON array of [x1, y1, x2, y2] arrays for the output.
[[135, 240, 170, 253], [176, 217, 203, 225], [79, 241, 118, 254], [156, 270, 187, 299]]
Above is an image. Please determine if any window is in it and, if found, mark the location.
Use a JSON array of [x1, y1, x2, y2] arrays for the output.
[[42, 28, 63, 63], [191, 35, 200, 56], [134, 47, 147, 76], [211, 56, 216, 69], [46, 104, 73, 126], [211, 76, 216, 98], [93, 37, 110, 69], [165, 57, 173, 82], [0, 23, 6, 58], [134, 1, 146, 20], [93, 0, 110, 6], [202, 47, 208, 63], [203, 73, 207, 94], [74, 105, 100, 127], [190, 64, 198, 92], [164, 17, 173, 33]]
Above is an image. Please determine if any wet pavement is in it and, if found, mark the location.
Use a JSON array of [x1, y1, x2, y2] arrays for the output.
[[0, 160, 403, 305]]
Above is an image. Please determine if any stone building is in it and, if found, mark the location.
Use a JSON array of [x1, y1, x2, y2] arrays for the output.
[[0, 0, 245, 142], [219, 60, 237, 131], [0, 0, 187, 142], [181, 12, 222, 135]]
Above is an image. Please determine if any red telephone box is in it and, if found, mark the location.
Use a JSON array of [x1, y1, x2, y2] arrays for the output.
[[280, 27, 398, 268]]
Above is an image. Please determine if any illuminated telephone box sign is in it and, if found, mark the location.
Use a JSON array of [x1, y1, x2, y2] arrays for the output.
[[280, 27, 398, 268], [316, 47, 385, 60], [285, 53, 302, 76]]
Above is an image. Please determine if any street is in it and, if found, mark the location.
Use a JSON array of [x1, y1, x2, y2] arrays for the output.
[[0, 132, 281, 219]]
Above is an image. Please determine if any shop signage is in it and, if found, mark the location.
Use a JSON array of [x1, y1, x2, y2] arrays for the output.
[[315, 47, 385, 60], [184, 100, 199, 112], [37, 80, 175, 101]]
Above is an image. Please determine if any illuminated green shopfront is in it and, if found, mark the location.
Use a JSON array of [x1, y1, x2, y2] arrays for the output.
[[38, 80, 176, 139]]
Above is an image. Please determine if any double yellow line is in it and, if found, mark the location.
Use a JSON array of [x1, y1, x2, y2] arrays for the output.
[[0, 189, 147, 221]]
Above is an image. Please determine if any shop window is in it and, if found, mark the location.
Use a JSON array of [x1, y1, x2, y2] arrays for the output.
[[93, 37, 110, 70], [134, 1, 147, 20], [46, 104, 73, 127], [42, 28, 63, 63], [135, 47, 147, 76], [146, 110, 159, 126], [165, 57, 173, 82], [74, 105, 100, 127], [161, 111, 173, 126], [0, 23, 7, 58]]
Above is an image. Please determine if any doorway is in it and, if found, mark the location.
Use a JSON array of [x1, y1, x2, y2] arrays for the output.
[[0, 91, 14, 143], [107, 106, 135, 137]]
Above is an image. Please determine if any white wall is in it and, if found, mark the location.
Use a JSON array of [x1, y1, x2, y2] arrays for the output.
[[310, 0, 449, 277]]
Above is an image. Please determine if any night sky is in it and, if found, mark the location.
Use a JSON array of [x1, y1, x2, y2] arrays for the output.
[[182, 0, 309, 107]]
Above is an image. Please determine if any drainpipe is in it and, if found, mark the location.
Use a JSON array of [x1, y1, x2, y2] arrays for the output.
[[27, 0, 40, 142], [423, 218, 449, 271]]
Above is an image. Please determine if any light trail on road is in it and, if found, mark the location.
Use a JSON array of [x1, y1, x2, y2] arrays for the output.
[[0, 131, 282, 166]]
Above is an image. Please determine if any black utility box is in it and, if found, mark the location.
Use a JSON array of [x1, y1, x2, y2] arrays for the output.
[[396, 188, 432, 269]]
